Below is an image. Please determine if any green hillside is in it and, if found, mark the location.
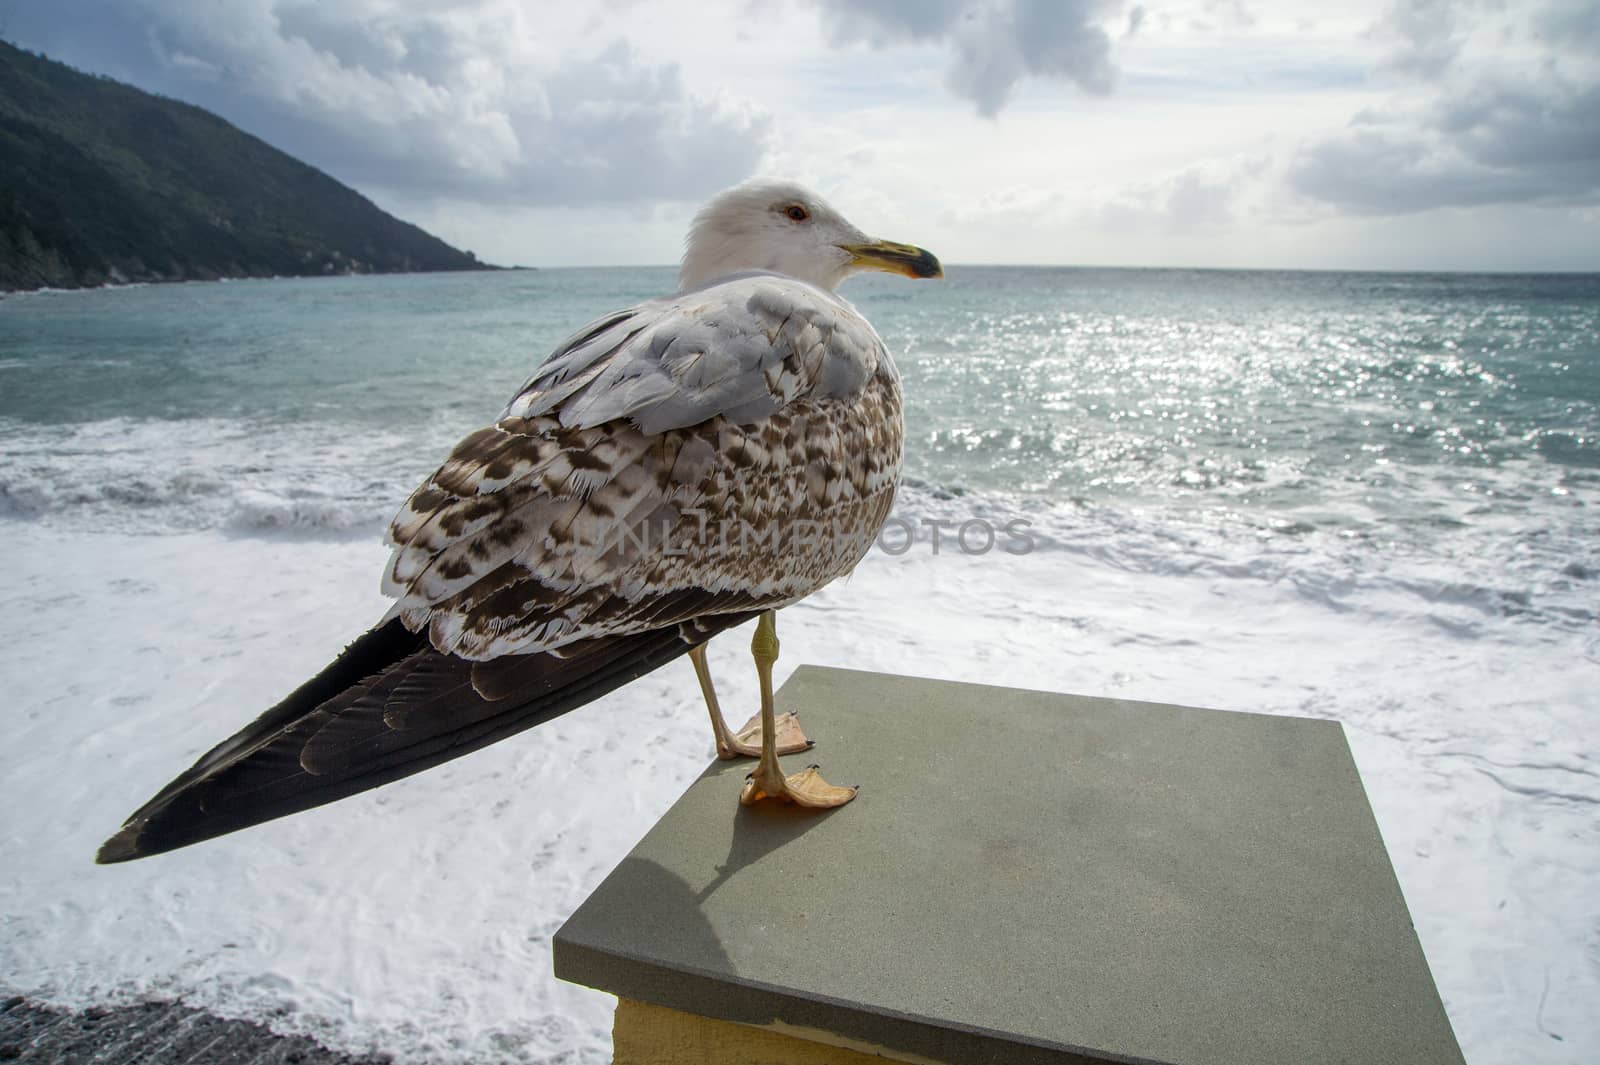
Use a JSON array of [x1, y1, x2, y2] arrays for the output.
[[0, 40, 488, 291]]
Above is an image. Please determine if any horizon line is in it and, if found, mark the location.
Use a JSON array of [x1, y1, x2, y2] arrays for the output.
[[502, 262, 1600, 277]]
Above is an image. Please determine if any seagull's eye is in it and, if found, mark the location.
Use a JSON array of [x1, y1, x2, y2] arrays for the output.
[[783, 204, 810, 223]]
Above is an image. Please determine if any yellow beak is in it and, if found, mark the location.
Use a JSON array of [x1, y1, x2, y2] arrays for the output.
[[840, 239, 944, 280]]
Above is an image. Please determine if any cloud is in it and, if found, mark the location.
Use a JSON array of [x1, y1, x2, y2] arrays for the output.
[[813, 0, 969, 46], [1088, 156, 1272, 231], [1289, 0, 1600, 213], [814, 0, 1127, 116], [1186, 0, 1257, 34], [1375, 0, 1463, 78], [4, 0, 770, 207], [1159, 165, 1240, 225], [1288, 122, 1590, 214], [937, 153, 1261, 237]]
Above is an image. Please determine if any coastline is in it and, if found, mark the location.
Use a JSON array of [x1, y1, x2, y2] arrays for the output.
[[0, 264, 518, 298]]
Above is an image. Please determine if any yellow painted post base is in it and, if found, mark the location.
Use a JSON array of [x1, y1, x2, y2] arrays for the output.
[[611, 998, 916, 1065]]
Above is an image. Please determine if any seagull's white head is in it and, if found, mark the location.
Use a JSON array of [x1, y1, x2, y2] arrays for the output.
[[679, 180, 942, 293]]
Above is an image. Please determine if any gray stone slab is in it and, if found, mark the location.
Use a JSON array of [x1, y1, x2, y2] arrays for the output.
[[554, 666, 1464, 1065]]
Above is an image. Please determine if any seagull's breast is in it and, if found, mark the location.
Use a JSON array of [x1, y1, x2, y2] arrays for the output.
[[684, 368, 904, 599]]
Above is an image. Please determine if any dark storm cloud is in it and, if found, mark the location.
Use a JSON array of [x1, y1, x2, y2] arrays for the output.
[[2, 0, 769, 207], [815, 0, 1126, 116], [1289, 0, 1600, 214]]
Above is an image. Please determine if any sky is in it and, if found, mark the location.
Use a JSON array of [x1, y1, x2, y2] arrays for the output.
[[5, 0, 1599, 271]]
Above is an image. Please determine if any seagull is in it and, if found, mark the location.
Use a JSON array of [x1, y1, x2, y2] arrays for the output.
[[97, 180, 942, 863]]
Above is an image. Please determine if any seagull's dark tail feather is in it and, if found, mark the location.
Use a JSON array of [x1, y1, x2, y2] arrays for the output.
[[97, 613, 759, 863]]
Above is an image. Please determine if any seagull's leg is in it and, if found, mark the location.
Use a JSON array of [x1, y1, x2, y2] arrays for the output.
[[739, 611, 856, 808], [689, 642, 811, 760]]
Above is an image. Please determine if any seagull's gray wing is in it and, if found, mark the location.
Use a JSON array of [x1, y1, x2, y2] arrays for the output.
[[509, 273, 890, 433], [382, 273, 902, 661]]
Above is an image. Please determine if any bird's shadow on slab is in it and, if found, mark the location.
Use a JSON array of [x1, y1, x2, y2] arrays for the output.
[[602, 856, 737, 977], [696, 798, 846, 905]]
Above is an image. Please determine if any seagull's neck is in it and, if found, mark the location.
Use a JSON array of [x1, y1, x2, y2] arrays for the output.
[[679, 244, 845, 293], [674, 269, 852, 304]]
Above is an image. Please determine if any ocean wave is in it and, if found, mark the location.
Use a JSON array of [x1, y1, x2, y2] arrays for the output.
[[887, 479, 1598, 633], [225, 491, 392, 534], [4, 415, 1593, 633], [0, 416, 424, 538], [0, 467, 391, 538]]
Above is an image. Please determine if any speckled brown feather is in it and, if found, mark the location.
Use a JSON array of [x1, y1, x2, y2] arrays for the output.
[[382, 273, 904, 661]]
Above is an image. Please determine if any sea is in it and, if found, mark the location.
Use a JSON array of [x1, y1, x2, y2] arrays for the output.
[[1, 267, 1596, 1064]]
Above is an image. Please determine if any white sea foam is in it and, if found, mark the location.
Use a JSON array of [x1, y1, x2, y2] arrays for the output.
[[0, 417, 436, 535], [0, 512, 1594, 1064]]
